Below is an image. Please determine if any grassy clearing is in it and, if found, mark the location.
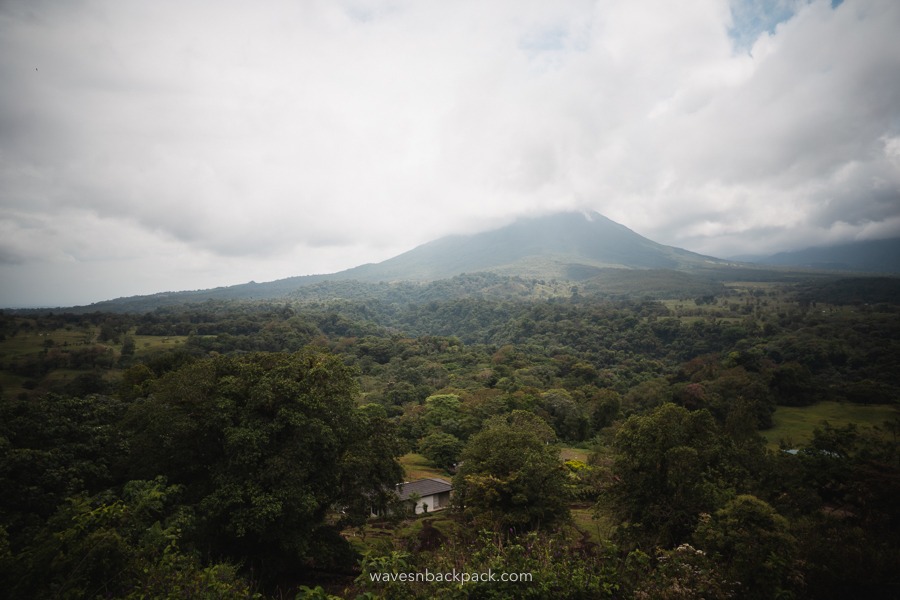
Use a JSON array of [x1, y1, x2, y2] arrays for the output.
[[399, 453, 451, 481], [396, 513, 457, 540], [722, 281, 784, 291], [0, 328, 95, 358], [569, 507, 615, 545], [0, 327, 187, 360], [661, 298, 700, 311], [342, 508, 458, 555], [560, 446, 589, 463], [0, 371, 25, 392], [132, 334, 188, 354], [0, 327, 189, 399], [764, 401, 898, 449]]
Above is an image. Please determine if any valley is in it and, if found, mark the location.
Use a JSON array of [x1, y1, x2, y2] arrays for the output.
[[1, 213, 898, 599]]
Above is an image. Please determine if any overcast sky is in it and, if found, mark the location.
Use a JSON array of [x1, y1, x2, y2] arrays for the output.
[[2, 0, 899, 307]]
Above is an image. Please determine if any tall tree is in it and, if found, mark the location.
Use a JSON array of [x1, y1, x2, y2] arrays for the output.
[[0, 393, 125, 550], [121, 350, 402, 579], [453, 410, 569, 530], [607, 403, 733, 547], [417, 432, 464, 472], [6, 478, 255, 599], [693, 494, 799, 600]]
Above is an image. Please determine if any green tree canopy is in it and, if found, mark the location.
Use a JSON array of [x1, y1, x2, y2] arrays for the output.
[[121, 350, 402, 579], [0, 393, 125, 549], [694, 494, 799, 600], [608, 403, 733, 547], [418, 431, 464, 472], [7, 478, 255, 600], [453, 410, 569, 530], [422, 393, 475, 439]]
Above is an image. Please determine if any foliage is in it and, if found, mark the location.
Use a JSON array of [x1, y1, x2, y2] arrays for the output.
[[2, 273, 899, 597], [355, 530, 622, 599], [417, 432, 464, 472], [693, 495, 800, 599], [606, 403, 736, 547], [629, 544, 735, 600], [120, 350, 403, 581], [338, 403, 407, 528], [453, 411, 570, 530], [0, 392, 126, 549], [5, 478, 257, 599]]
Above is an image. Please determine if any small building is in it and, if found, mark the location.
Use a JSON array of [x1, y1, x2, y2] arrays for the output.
[[397, 478, 453, 514]]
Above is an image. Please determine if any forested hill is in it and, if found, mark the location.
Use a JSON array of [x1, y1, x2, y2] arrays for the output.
[[338, 211, 729, 281], [29, 211, 896, 314], [62, 271, 733, 314], [42, 211, 747, 313], [2, 258, 900, 597], [733, 237, 900, 273]]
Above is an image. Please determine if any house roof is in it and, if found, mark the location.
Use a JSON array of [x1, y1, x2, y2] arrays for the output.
[[396, 478, 452, 501]]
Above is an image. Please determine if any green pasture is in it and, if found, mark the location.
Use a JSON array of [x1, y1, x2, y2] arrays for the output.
[[570, 506, 617, 545], [132, 334, 187, 353], [764, 401, 897, 449], [722, 281, 783, 290], [0, 328, 94, 358], [399, 453, 451, 481], [0, 327, 187, 358], [560, 446, 589, 463], [401, 447, 588, 482], [0, 327, 188, 398]]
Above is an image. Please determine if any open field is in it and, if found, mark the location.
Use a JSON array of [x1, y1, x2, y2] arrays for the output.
[[570, 506, 616, 545], [132, 334, 188, 353], [764, 401, 898, 449], [0, 327, 188, 358], [399, 453, 451, 481], [400, 447, 589, 479], [0, 328, 96, 357], [560, 446, 590, 463], [0, 327, 189, 399]]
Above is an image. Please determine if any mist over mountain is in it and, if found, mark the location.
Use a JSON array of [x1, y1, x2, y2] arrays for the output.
[[340, 211, 728, 282], [34, 211, 808, 312], [734, 237, 900, 274]]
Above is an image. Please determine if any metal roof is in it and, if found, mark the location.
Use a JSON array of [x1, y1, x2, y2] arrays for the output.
[[396, 477, 452, 501]]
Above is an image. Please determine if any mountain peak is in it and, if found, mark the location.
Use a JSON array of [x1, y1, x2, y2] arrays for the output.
[[63, 211, 734, 311], [340, 210, 724, 282]]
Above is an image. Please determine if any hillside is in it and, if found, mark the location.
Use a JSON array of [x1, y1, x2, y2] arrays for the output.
[[4, 234, 900, 598], [734, 237, 900, 274], [59, 212, 748, 312], [341, 211, 728, 281], [34, 210, 883, 315]]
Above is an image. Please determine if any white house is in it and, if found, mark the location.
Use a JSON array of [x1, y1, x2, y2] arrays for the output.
[[396, 478, 453, 514]]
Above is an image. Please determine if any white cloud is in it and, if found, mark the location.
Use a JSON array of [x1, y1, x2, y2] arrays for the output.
[[1, 0, 898, 305]]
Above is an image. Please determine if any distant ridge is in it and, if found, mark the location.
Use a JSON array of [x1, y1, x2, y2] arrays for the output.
[[42, 211, 758, 312], [735, 237, 900, 274]]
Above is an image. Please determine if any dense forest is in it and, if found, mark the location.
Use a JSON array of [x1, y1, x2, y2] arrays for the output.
[[1, 273, 898, 598]]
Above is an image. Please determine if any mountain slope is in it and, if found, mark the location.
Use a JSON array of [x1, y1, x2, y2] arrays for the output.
[[735, 237, 900, 274], [62, 211, 734, 312], [339, 211, 726, 282]]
